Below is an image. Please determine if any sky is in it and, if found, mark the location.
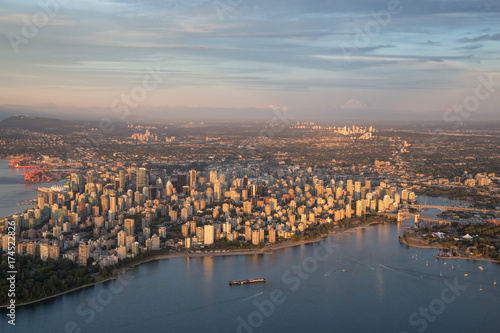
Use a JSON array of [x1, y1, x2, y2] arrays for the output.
[[0, 0, 499, 122]]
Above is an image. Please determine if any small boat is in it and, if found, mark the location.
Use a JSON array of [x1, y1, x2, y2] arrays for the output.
[[229, 278, 266, 286], [478, 266, 483, 271], [464, 274, 468, 277], [494, 281, 497, 285]]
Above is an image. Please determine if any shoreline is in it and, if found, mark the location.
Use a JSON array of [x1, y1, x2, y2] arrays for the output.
[[434, 254, 500, 264], [400, 237, 500, 264], [0, 276, 118, 309], [399, 237, 445, 249], [0, 221, 384, 308]]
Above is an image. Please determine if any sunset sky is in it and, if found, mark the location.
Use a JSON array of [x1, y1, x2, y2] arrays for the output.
[[0, 0, 499, 121]]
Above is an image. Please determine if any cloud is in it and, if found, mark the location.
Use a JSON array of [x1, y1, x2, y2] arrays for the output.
[[457, 32, 500, 43], [455, 43, 483, 50]]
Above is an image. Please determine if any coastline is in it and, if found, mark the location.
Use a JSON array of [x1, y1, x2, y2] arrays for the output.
[[400, 237, 500, 264], [0, 277, 118, 309], [434, 255, 500, 264], [399, 237, 445, 249], [0, 222, 382, 308]]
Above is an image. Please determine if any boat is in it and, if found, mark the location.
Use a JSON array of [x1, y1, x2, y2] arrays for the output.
[[478, 266, 483, 271], [229, 278, 266, 286]]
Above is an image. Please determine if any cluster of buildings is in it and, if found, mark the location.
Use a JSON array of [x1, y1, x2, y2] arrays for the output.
[[0, 163, 418, 268], [131, 129, 176, 143], [289, 123, 375, 136]]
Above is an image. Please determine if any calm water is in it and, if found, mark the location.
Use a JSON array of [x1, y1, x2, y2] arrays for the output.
[[2, 219, 499, 333], [0, 160, 63, 218]]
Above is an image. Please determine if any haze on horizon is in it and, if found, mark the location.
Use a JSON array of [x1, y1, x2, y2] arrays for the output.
[[0, 0, 499, 122]]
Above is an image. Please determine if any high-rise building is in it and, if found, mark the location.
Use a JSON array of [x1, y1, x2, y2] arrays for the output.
[[365, 180, 371, 192], [40, 243, 49, 261], [204, 225, 214, 245], [245, 226, 252, 241], [119, 170, 126, 189], [209, 170, 218, 184], [189, 169, 197, 187], [354, 181, 361, 200], [26, 242, 36, 258], [151, 235, 160, 250], [346, 180, 353, 196], [182, 223, 190, 237], [268, 228, 276, 243], [177, 174, 186, 192], [37, 193, 46, 209], [252, 229, 261, 245], [125, 218, 135, 236], [243, 201, 252, 214], [196, 227, 204, 243], [78, 244, 90, 266], [117, 246, 127, 260], [49, 244, 60, 260], [214, 181, 221, 200], [136, 168, 148, 191], [118, 230, 126, 247]]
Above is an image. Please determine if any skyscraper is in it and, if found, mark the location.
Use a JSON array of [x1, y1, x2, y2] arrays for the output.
[[189, 169, 197, 187], [177, 174, 186, 192], [125, 218, 135, 236], [136, 168, 147, 191], [209, 170, 217, 183], [119, 170, 126, 189], [204, 225, 214, 245]]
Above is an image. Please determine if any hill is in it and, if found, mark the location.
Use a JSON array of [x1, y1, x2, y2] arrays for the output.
[[0, 115, 81, 133]]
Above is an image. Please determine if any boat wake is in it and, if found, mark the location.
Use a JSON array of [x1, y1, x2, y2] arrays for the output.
[[236, 291, 264, 304]]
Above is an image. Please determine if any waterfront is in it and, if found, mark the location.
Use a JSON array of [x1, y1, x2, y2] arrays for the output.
[[0, 158, 498, 332], [2, 218, 499, 333], [0, 160, 64, 218]]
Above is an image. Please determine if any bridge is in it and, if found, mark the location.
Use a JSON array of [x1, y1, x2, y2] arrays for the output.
[[380, 212, 452, 226], [409, 204, 498, 215]]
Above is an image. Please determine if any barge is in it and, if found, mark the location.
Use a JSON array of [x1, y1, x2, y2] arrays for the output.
[[229, 278, 266, 286]]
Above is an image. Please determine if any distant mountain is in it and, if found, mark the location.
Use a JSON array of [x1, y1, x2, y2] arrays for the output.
[[0, 115, 80, 133]]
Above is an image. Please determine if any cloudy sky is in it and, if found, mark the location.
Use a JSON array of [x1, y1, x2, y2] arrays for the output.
[[0, 0, 499, 121]]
